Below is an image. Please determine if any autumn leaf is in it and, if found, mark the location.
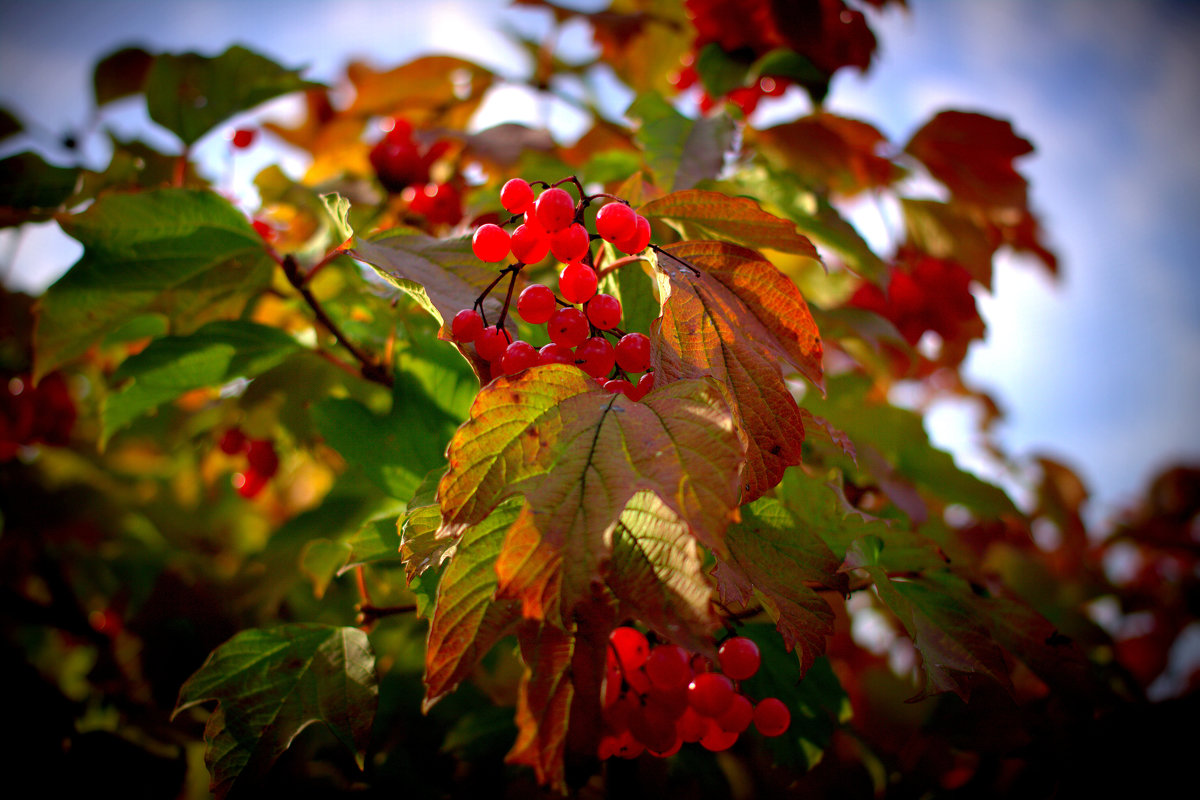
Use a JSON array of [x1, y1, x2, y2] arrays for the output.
[[507, 620, 577, 791], [436, 364, 744, 629], [640, 189, 822, 260], [750, 113, 902, 196], [345, 56, 494, 128], [651, 241, 823, 501], [905, 110, 1033, 210]]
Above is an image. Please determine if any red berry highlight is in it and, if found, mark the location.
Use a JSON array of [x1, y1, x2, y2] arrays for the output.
[[475, 326, 513, 361], [576, 337, 615, 379], [717, 636, 761, 681], [534, 187, 576, 232], [559, 261, 597, 304], [509, 223, 550, 264], [615, 332, 651, 373], [595, 201, 637, 243], [547, 307, 588, 349], [451, 308, 484, 343], [500, 340, 539, 375], [586, 293, 622, 330], [688, 672, 735, 718], [550, 222, 590, 262], [517, 284, 556, 324], [753, 697, 790, 737], [500, 178, 534, 214], [471, 223, 511, 263]]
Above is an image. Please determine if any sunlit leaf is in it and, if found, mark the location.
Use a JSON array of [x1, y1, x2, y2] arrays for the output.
[[626, 92, 736, 191], [507, 620, 575, 791], [751, 113, 901, 196], [904, 110, 1033, 210], [641, 189, 822, 260], [173, 625, 377, 799]]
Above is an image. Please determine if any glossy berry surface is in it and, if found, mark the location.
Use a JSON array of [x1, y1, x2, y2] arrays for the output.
[[615, 332, 651, 372], [534, 187, 576, 232], [471, 223, 510, 263], [517, 284, 556, 324], [538, 343, 574, 365], [550, 223, 589, 262], [595, 202, 637, 243], [245, 439, 279, 478], [500, 340, 539, 375], [586, 293, 622, 330], [753, 697, 790, 737], [646, 644, 691, 690], [633, 371, 655, 400], [218, 428, 247, 455], [500, 178, 534, 214], [510, 223, 550, 264], [451, 308, 484, 343], [717, 636, 761, 681], [615, 213, 652, 255], [688, 672, 735, 717], [559, 261, 597, 304], [603, 378, 634, 398], [230, 128, 255, 149], [547, 308, 589, 349], [576, 337, 615, 379], [609, 626, 650, 672], [716, 693, 754, 734], [475, 326, 512, 361]]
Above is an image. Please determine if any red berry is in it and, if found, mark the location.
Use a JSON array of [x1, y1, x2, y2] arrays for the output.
[[451, 308, 484, 343], [630, 371, 655, 401], [576, 337, 615, 379], [688, 672, 735, 717], [409, 182, 462, 226], [753, 697, 790, 737], [615, 214, 652, 255], [559, 261, 597, 304], [717, 636, 761, 681], [716, 693, 754, 733], [609, 626, 650, 672], [230, 128, 255, 149], [510, 223, 550, 264], [538, 342, 574, 365], [534, 187, 576, 232], [615, 332, 651, 373], [549, 222, 589, 262], [646, 644, 691, 691], [245, 439, 278, 478], [500, 340, 539, 375], [370, 132, 428, 193], [218, 427, 247, 455], [234, 469, 270, 498], [500, 178, 534, 214], [603, 378, 635, 398], [699, 722, 738, 752], [547, 307, 588, 349], [251, 218, 276, 242], [471, 223, 511, 263], [475, 326, 512, 361], [612, 730, 644, 759], [586, 293, 622, 330], [630, 704, 679, 754], [676, 707, 709, 743], [646, 683, 690, 719], [517, 284, 556, 324], [595, 202, 637, 243]]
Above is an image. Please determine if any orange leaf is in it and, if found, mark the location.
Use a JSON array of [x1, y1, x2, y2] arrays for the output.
[[507, 621, 576, 791], [751, 113, 902, 196], [652, 241, 822, 501], [640, 189, 822, 260]]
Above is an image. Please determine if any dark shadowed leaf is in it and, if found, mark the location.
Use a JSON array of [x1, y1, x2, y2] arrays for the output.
[[0, 151, 79, 211], [94, 46, 154, 106], [173, 625, 377, 799]]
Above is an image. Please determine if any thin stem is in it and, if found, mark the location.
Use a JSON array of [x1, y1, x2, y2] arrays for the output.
[[596, 255, 650, 280], [356, 603, 417, 628]]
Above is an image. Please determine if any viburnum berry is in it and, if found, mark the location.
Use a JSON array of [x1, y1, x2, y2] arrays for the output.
[[576, 337, 616, 379], [559, 261, 597, 304], [245, 439, 279, 478], [615, 332, 651, 373], [471, 223, 510, 263], [500, 340, 539, 375], [475, 326, 512, 361], [595, 201, 637, 243], [586, 293, 622, 330], [717, 636, 761, 681], [630, 706, 679, 754], [517, 284, 557, 324], [688, 672, 735, 717], [451, 308, 484, 343], [609, 626, 650, 672], [547, 307, 588, 349], [538, 342, 574, 365], [603, 378, 635, 398], [510, 223, 550, 264], [230, 128, 255, 149], [632, 371, 655, 400], [753, 697, 790, 737], [409, 182, 462, 226], [500, 178, 534, 214], [676, 707, 709, 743], [534, 187, 576, 232], [646, 644, 692, 691], [218, 427, 247, 455], [699, 723, 739, 752], [233, 469, 270, 499], [550, 223, 589, 262], [716, 693, 754, 734], [614, 213, 652, 255]]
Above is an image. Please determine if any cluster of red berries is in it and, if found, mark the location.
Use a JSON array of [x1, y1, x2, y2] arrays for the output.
[[369, 117, 462, 227], [449, 178, 656, 399], [218, 428, 279, 498], [847, 255, 977, 347], [599, 626, 791, 760], [0, 372, 76, 461]]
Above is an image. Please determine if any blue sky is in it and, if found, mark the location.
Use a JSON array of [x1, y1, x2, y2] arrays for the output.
[[1, 0, 1197, 526]]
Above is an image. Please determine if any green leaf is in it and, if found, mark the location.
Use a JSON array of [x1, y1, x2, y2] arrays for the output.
[[340, 506, 406, 574], [626, 92, 736, 191], [94, 46, 154, 106], [146, 45, 321, 146], [311, 371, 457, 501], [641, 189, 822, 260], [35, 189, 274, 380], [173, 624, 377, 799], [103, 320, 301, 442], [0, 151, 79, 210], [694, 43, 751, 100], [320, 192, 354, 243]]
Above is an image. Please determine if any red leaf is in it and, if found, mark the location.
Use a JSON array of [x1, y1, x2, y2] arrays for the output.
[[905, 110, 1034, 210]]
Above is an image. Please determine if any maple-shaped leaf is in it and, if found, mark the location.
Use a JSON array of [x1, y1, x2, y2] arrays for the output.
[[716, 497, 845, 673], [904, 110, 1033, 210], [751, 113, 902, 196], [651, 241, 822, 501], [173, 625, 377, 799], [436, 364, 743, 629], [640, 189, 822, 260]]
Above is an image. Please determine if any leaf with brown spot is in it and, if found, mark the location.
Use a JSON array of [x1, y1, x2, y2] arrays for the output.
[[651, 241, 823, 501], [640, 189, 822, 260], [436, 364, 744, 630]]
